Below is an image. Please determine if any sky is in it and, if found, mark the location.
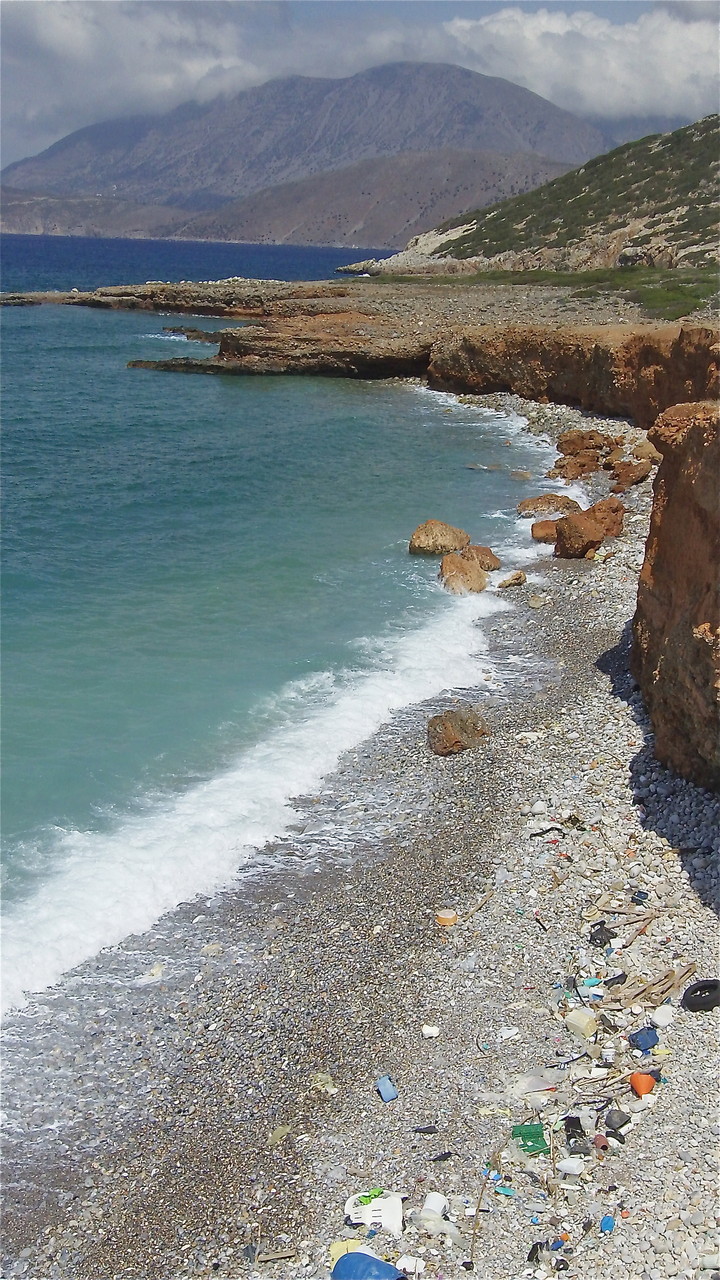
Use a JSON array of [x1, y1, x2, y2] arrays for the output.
[[1, 0, 719, 166]]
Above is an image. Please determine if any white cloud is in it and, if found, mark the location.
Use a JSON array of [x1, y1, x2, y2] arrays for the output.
[[1, 2, 717, 166], [443, 7, 719, 119]]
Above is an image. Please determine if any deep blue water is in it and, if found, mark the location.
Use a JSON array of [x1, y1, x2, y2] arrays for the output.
[[1, 235, 564, 1012]]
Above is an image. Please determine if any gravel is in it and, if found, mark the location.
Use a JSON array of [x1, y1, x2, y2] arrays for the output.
[[1, 396, 717, 1280]]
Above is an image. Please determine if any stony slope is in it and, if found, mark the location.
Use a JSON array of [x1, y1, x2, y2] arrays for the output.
[[1, 62, 606, 211], [0, 189, 186, 239], [167, 149, 568, 250], [429, 114, 720, 269]]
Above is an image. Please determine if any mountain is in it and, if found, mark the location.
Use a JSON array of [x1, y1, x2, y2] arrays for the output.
[[415, 114, 720, 270], [164, 149, 568, 250], [1, 62, 607, 215]]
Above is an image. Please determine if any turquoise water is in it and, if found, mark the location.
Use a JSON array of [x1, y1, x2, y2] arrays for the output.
[[2, 241, 565, 1012]]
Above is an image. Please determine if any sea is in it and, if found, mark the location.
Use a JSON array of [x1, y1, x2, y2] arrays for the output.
[[1, 233, 569, 1019]]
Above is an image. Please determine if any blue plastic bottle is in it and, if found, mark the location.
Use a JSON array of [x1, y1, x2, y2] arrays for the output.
[[331, 1251, 405, 1278]]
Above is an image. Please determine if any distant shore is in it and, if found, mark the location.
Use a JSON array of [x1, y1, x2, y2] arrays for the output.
[[3, 387, 718, 1280]]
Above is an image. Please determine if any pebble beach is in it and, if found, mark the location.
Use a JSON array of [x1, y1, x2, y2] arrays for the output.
[[2, 394, 718, 1280]]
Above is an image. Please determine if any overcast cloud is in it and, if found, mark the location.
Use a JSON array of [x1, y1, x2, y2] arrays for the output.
[[1, 1, 718, 166]]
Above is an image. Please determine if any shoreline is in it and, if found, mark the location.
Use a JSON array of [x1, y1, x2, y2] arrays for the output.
[[3, 394, 718, 1280]]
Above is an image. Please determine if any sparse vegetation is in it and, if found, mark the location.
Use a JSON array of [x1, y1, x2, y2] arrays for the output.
[[431, 116, 719, 268], [372, 265, 718, 320]]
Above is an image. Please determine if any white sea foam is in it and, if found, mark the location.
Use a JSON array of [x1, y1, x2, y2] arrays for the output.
[[1, 590, 511, 1014]]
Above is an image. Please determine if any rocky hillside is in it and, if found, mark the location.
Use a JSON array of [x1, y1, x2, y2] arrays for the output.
[[432, 115, 720, 269], [1, 62, 605, 213], [353, 115, 719, 273], [164, 149, 568, 250]]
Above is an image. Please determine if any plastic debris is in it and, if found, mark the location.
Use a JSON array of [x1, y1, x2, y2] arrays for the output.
[[557, 1157, 585, 1176], [330, 1241, 364, 1265], [511, 1123, 550, 1155], [627, 1026, 660, 1052], [396, 1255, 425, 1275], [421, 1024, 440, 1039], [376, 1075, 398, 1103], [564, 1008, 598, 1040], [412, 1124, 438, 1135], [600, 1214, 616, 1234], [629, 1071, 656, 1096], [435, 908, 458, 927], [345, 1190, 404, 1238], [430, 1150, 454, 1162], [649, 1004, 674, 1028], [310, 1070, 339, 1095], [589, 921, 617, 947], [605, 1109, 631, 1131], [681, 978, 720, 1011], [331, 1249, 405, 1279]]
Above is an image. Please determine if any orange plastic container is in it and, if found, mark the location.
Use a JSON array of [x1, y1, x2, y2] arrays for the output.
[[629, 1071, 656, 1097]]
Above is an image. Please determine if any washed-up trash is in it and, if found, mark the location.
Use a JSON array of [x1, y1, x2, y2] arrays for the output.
[[430, 1150, 454, 1162], [435, 908, 458, 927], [649, 1004, 674, 1028], [604, 971, 627, 988], [564, 1009, 598, 1040], [557, 1157, 585, 1177], [406, 1206, 466, 1247], [600, 1215, 615, 1234], [628, 1026, 659, 1052], [681, 978, 720, 1012], [605, 1109, 630, 1131], [345, 1190, 404, 1238], [510, 1068, 563, 1109], [331, 1249, 405, 1279], [376, 1075, 398, 1103], [423, 1192, 449, 1216], [310, 1070, 339, 1095], [593, 1134, 610, 1151], [257, 1248, 298, 1263], [629, 1071, 656, 1097], [267, 1123, 292, 1148], [589, 921, 617, 948], [412, 1124, 438, 1135], [631, 890, 649, 904], [396, 1255, 425, 1275], [511, 1123, 550, 1155], [421, 1024, 440, 1039], [527, 1241, 550, 1264], [330, 1241, 364, 1266], [498, 1026, 520, 1041]]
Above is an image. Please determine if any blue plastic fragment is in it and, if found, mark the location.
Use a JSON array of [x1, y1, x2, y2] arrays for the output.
[[551, 1239, 564, 1250], [375, 1074, 398, 1103], [627, 1027, 659, 1053], [331, 1252, 405, 1278], [600, 1215, 615, 1234]]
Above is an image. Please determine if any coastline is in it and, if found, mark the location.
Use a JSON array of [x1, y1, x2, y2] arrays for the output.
[[3, 394, 718, 1280]]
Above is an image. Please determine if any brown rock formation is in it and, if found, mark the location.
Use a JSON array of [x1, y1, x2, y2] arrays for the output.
[[498, 570, 527, 588], [554, 512, 605, 558], [409, 519, 470, 555], [632, 438, 664, 464], [585, 496, 625, 538], [428, 325, 719, 429], [531, 519, 558, 543], [438, 553, 488, 594], [547, 449, 602, 480], [631, 402, 720, 790], [517, 494, 582, 518], [461, 545, 501, 571], [427, 707, 490, 756], [557, 427, 622, 456], [610, 457, 653, 493]]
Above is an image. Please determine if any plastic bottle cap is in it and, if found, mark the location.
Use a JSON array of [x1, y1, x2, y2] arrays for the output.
[[435, 908, 458, 927]]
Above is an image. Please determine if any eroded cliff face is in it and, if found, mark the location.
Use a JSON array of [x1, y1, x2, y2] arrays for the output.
[[428, 324, 719, 430], [631, 402, 720, 791]]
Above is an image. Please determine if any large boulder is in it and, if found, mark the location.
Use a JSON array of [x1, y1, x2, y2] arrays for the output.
[[462, 545, 501, 571], [517, 494, 582, 518], [547, 450, 602, 480], [409, 519, 470, 555], [439, 553, 488, 594], [610, 457, 653, 492], [531, 519, 558, 543], [585, 496, 625, 538], [557, 427, 623, 456], [554, 511, 605, 558], [427, 707, 490, 755], [631, 401, 720, 790]]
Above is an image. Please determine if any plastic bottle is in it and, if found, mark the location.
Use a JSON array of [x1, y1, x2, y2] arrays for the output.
[[331, 1251, 405, 1279]]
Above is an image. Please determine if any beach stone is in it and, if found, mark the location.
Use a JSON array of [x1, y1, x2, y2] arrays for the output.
[[427, 707, 490, 755], [438, 552, 488, 594], [586, 496, 625, 538], [554, 512, 605, 559], [633, 438, 664, 464], [611, 457, 653, 492], [409, 519, 470, 555], [557, 427, 622, 456], [461, 544, 501, 571], [531, 519, 558, 543], [517, 494, 582, 518], [548, 449, 603, 479], [498, 570, 527, 588]]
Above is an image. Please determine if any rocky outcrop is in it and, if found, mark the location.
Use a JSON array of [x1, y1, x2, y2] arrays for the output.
[[427, 707, 490, 755], [531, 520, 558, 543], [428, 325, 719, 430], [409, 520, 470, 555], [631, 402, 720, 791], [497, 570, 527, 589], [610, 457, 653, 493], [554, 512, 605, 559], [461, 545, 501, 571], [517, 494, 582, 518], [438, 553, 488, 594], [585, 496, 625, 538]]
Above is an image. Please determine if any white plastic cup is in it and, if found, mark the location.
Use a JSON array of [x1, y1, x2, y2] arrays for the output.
[[422, 1192, 449, 1216]]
